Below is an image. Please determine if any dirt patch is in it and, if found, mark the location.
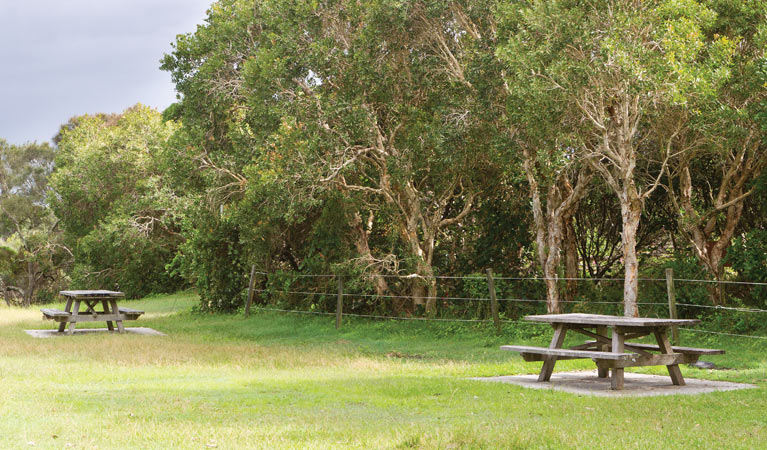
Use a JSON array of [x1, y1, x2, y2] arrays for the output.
[[386, 351, 425, 360]]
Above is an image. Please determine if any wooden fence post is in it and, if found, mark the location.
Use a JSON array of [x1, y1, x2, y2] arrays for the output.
[[486, 268, 501, 335], [245, 265, 257, 318], [665, 268, 679, 345], [336, 276, 344, 330]]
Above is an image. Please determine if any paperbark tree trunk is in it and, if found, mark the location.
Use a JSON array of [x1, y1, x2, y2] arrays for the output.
[[580, 89, 671, 318], [24, 261, 36, 308], [350, 211, 389, 297], [670, 147, 761, 305], [563, 214, 579, 303], [619, 184, 642, 317], [542, 242, 562, 314], [401, 219, 438, 314], [523, 148, 591, 314]]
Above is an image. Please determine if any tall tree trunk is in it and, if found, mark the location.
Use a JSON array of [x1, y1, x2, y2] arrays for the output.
[[524, 150, 562, 314], [619, 185, 642, 317], [523, 148, 591, 314], [542, 209, 566, 313], [421, 262, 438, 314], [673, 164, 750, 305], [542, 257, 561, 313], [408, 262, 437, 313], [24, 261, 36, 308], [402, 221, 438, 313], [563, 214, 579, 303], [350, 211, 389, 296], [420, 231, 438, 315], [700, 201, 742, 305]]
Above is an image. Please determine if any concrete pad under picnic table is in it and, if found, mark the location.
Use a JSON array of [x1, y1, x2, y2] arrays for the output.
[[471, 370, 755, 397], [24, 327, 165, 338]]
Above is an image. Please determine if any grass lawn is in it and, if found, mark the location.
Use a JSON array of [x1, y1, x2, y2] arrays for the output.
[[1, 291, 766, 449]]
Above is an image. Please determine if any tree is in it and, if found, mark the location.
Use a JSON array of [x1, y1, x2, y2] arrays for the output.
[[498, 0, 736, 315], [496, 1, 595, 313], [163, 0, 497, 313], [0, 139, 65, 306], [666, 1, 767, 304], [50, 105, 185, 298]]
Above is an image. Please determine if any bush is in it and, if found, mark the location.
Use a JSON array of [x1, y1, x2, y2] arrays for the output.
[[728, 229, 767, 308], [172, 211, 247, 312]]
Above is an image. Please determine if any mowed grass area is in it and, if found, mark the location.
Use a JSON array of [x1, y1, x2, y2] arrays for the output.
[[1, 292, 766, 449]]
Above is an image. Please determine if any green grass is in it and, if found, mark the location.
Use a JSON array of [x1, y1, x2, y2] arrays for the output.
[[1, 291, 766, 449]]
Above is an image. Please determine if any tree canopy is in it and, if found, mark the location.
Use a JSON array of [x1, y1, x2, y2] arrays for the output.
[[3, 0, 766, 319]]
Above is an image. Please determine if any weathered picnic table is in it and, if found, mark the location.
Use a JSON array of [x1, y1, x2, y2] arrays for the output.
[[41, 290, 143, 335], [502, 313, 724, 390]]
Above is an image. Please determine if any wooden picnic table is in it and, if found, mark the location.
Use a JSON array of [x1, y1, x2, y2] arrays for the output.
[[41, 290, 143, 335], [502, 313, 724, 390]]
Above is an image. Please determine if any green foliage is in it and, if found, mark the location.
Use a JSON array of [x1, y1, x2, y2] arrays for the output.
[[160, 0, 509, 311], [50, 105, 185, 298], [152, 0, 767, 315], [9, 0, 763, 323], [172, 209, 247, 312], [0, 139, 66, 305], [729, 229, 767, 307]]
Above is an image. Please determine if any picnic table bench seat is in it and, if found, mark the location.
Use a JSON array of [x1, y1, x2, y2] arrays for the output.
[[501, 345, 637, 362], [41, 308, 71, 322], [118, 307, 144, 320], [582, 341, 724, 356]]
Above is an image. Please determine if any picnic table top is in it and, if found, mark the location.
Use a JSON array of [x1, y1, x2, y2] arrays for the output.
[[524, 313, 700, 327], [60, 290, 125, 298]]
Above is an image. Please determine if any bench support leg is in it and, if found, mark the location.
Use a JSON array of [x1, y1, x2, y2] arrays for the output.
[[110, 299, 125, 333], [67, 300, 80, 336], [102, 300, 114, 331], [58, 298, 73, 333], [654, 329, 685, 386], [596, 325, 609, 378], [538, 324, 567, 382], [610, 328, 624, 390]]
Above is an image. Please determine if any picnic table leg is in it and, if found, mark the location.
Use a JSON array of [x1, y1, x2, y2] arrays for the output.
[[610, 327, 625, 390], [67, 300, 80, 336], [654, 328, 685, 386], [538, 324, 567, 382], [101, 299, 114, 332], [110, 299, 125, 333], [596, 325, 609, 378], [58, 297, 73, 333]]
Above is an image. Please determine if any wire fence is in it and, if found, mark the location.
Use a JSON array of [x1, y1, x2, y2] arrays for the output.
[[249, 288, 668, 306], [253, 270, 767, 286], [244, 268, 767, 341], [251, 305, 553, 325]]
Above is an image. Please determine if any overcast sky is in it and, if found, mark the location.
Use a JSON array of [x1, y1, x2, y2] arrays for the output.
[[0, 0, 212, 145]]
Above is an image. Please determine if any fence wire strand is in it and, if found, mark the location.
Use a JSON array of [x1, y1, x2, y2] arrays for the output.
[[677, 303, 767, 313], [682, 328, 767, 340], [252, 305, 767, 340], [254, 269, 767, 286], [252, 306, 549, 325], [251, 289, 667, 306], [248, 270, 767, 341]]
